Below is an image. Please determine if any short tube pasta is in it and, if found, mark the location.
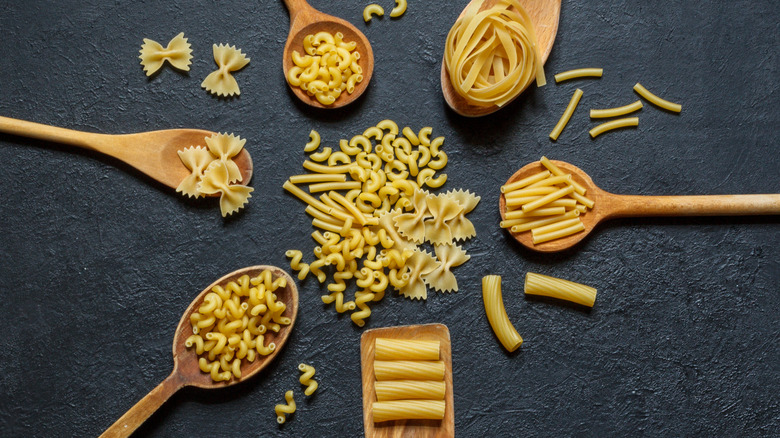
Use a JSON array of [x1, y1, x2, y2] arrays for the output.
[[482, 275, 523, 352], [390, 0, 407, 18], [590, 100, 643, 118], [363, 4, 384, 22], [524, 272, 597, 307], [549, 88, 583, 141], [298, 363, 319, 396], [589, 117, 639, 138], [633, 83, 682, 113], [275, 390, 296, 424], [374, 360, 446, 381], [375, 380, 446, 401], [374, 338, 440, 361], [373, 400, 446, 423], [554, 68, 603, 83]]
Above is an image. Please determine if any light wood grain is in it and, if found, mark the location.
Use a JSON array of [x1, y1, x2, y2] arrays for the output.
[[441, 0, 561, 117], [0, 115, 253, 191], [100, 265, 298, 438], [282, 0, 373, 109], [500, 160, 780, 252], [361, 324, 454, 438]]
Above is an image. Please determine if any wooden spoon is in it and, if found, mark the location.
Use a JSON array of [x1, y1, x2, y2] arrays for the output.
[[360, 324, 454, 438], [0, 115, 253, 191], [500, 160, 780, 252], [100, 265, 298, 438], [282, 0, 374, 109], [441, 0, 561, 117]]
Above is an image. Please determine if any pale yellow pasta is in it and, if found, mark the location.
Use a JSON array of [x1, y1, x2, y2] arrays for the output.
[[308, 181, 362, 193], [286, 249, 310, 280], [633, 83, 682, 113], [532, 221, 586, 244], [589, 117, 639, 138], [363, 4, 384, 22], [549, 88, 583, 141], [540, 157, 586, 195], [390, 0, 408, 18], [375, 339, 440, 361], [373, 400, 445, 423], [176, 146, 214, 198], [500, 170, 551, 194], [309, 147, 332, 162], [289, 173, 347, 184], [198, 162, 254, 217], [298, 363, 319, 396], [531, 217, 582, 236], [554, 68, 603, 83], [275, 390, 296, 424], [590, 100, 643, 118], [287, 31, 360, 105], [139, 32, 193, 76], [201, 44, 250, 97], [482, 275, 522, 352], [521, 185, 574, 213], [525, 272, 597, 307], [374, 360, 446, 381], [304, 129, 321, 152], [375, 380, 446, 401]]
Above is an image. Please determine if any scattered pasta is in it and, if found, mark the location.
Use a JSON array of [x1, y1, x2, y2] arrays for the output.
[[589, 117, 639, 138], [298, 363, 319, 396], [524, 272, 597, 307], [590, 100, 643, 118], [444, 0, 546, 108], [390, 0, 408, 18], [363, 4, 384, 22], [139, 32, 193, 76], [554, 68, 603, 83], [275, 390, 297, 424], [482, 275, 523, 352], [549, 88, 583, 141], [202, 44, 250, 97], [633, 83, 682, 113]]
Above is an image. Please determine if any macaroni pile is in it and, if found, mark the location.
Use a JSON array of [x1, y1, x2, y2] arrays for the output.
[[501, 157, 593, 245], [284, 120, 479, 327], [185, 269, 291, 382], [286, 31, 362, 106]]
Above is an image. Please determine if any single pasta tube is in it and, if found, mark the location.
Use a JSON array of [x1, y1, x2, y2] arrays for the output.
[[589, 117, 639, 138], [549, 88, 583, 141], [374, 338, 440, 361], [373, 400, 446, 423], [590, 100, 643, 118], [554, 68, 603, 83], [521, 185, 574, 213], [375, 380, 446, 401], [482, 275, 523, 352], [524, 272, 597, 307], [532, 221, 586, 244], [633, 83, 682, 113], [500, 170, 550, 193], [540, 156, 586, 195], [509, 210, 579, 233], [374, 360, 446, 381]]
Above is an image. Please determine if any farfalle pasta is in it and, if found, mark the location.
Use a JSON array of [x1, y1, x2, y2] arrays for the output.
[[423, 244, 470, 292], [139, 32, 193, 76], [423, 193, 463, 245], [199, 161, 254, 217], [177, 146, 215, 198], [202, 43, 250, 97], [393, 190, 429, 243], [443, 189, 480, 241]]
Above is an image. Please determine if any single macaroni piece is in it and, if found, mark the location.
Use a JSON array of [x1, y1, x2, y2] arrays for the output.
[[554, 68, 603, 83], [590, 100, 643, 118], [373, 400, 446, 423], [201, 44, 250, 97], [363, 4, 384, 22], [298, 363, 319, 396], [139, 32, 193, 76], [549, 88, 583, 141], [390, 0, 408, 18], [275, 390, 296, 424], [374, 360, 446, 381], [374, 338, 440, 361], [482, 275, 523, 352], [524, 272, 597, 307], [589, 117, 639, 138], [444, 0, 546, 107], [375, 380, 446, 401], [304, 130, 321, 152], [633, 83, 682, 113]]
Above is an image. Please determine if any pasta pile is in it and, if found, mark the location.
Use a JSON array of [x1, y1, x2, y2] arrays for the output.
[[139, 32, 193, 76], [524, 272, 597, 308], [501, 157, 593, 244], [444, 0, 546, 108], [177, 133, 253, 217], [202, 43, 250, 97], [286, 31, 362, 106], [284, 120, 480, 327], [372, 338, 446, 423], [185, 269, 291, 382], [550, 68, 682, 140]]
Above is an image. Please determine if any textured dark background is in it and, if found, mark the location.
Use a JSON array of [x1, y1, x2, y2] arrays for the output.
[[0, 0, 778, 437]]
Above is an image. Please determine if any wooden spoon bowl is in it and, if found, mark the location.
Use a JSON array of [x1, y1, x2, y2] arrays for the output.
[[101, 265, 298, 437], [282, 0, 374, 109], [0, 115, 253, 192], [441, 0, 561, 117], [500, 160, 780, 252]]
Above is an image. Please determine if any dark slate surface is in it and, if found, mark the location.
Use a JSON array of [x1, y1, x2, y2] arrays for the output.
[[0, 1, 778, 437]]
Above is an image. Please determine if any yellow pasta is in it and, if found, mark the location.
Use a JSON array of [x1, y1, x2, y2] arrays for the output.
[[275, 390, 296, 424], [198, 162, 253, 217], [633, 83, 682, 113], [286, 249, 310, 280], [500, 170, 550, 194], [201, 44, 250, 97], [549, 88, 583, 141], [482, 275, 522, 352], [287, 31, 360, 105], [540, 156, 586, 195], [532, 221, 586, 244], [375, 380, 446, 401], [525, 272, 597, 307], [590, 100, 643, 118], [444, 0, 546, 108], [289, 173, 346, 184], [589, 117, 639, 138], [390, 0, 408, 18], [374, 360, 446, 381], [304, 129, 321, 152], [139, 32, 193, 76], [554, 68, 603, 83], [363, 4, 385, 22], [373, 400, 445, 423], [298, 363, 319, 396], [375, 338, 440, 361]]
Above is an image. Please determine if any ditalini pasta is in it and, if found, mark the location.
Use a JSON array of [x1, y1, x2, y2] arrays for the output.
[[554, 68, 603, 83], [202, 44, 250, 97], [139, 32, 193, 76], [375, 380, 446, 401], [375, 338, 440, 361], [444, 0, 546, 108], [298, 363, 319, 396], [482, 275, 523, 352], [524, 272, 597, 307], [549, 88, 583, 141], [374, 360, 446, 381], [372, 400, 446, 423], [275, 390, 296, 424], [287, 31, 361, 105], [633, 83, 682, 113], [589, 117, 639, 138]]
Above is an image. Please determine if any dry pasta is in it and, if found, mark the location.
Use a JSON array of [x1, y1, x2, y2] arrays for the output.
[[525, 272, 597, 307], [549, 88, 583, 141], [633, 83, 682, 113], [373, 400, 445, 423], [390, 0, 408, 18], [374, 338, 440, 361], [374, 360, 446, 381], [482, 275, 523, 352], [589, 117, 639, 138], [375, 380, 446, 401], [286, 31, 361, 105], [554, 68, 603, 83], [590, 100, 643, 118], [298, 363, 319, 396], [139, 32, 193, 76], [363, 4, 384, 22], [201, 44, 250, 97], [275, 390, 296, 424], [444, 0, 546, 108]]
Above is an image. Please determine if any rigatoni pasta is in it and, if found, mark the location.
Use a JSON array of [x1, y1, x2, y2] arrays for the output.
[[375, 380, 446, 401], [374, 360, 446, 381], [375, 338, 440, 361], [373, 400, 445, 423], [482, 275, 523, 352], [524, 272, 597, 307]]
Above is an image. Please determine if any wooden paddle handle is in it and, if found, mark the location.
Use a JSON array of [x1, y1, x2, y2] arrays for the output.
[[609, 194, 780, 217], [282, 0, 314, 17], [100, 372, 183, 438], [0, 115, 103, 150]]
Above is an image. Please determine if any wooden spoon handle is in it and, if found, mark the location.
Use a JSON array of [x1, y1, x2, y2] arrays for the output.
[[282, 0, 314, 18], [0, 115, 104, 150], [100, 372, 183, 438], [608, 194, 780, 218]]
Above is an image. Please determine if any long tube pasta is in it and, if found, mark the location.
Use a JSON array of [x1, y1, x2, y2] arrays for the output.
[[375, 338, 440, 361], [373, 400, 446, 423], [482, 275, 523, 352], [524, 272, 597, 307]]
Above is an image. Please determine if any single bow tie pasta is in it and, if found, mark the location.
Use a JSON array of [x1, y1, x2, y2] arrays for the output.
[[198, 161, 253, 217], [202, 44, 250, 97], [139, 32, 193, 76]]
